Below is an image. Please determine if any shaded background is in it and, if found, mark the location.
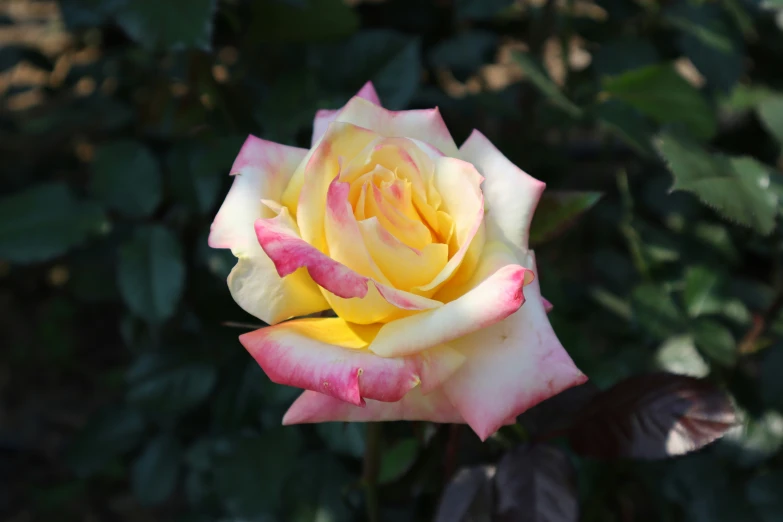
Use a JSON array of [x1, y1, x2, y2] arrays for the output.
[[2, 0, 783, 520]]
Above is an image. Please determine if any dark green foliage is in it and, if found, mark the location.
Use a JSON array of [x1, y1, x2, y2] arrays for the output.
[[132, 433, 183, 505], [0, 183, 106, 263], [117, 226, 186, 323], [3, 0, 783, 520], [91, 140, 162, 218], [603, 65, 717, 139]]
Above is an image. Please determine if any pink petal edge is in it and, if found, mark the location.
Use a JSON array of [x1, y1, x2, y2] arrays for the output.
[[283, 388, 464, 424], [442, 252, 587, 441], [254, 213, 441, 311], [239, 321, 465, 406], [208, 135, 307, 252]]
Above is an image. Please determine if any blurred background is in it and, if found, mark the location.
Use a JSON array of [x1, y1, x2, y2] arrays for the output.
[[2, 0, 783, 520]]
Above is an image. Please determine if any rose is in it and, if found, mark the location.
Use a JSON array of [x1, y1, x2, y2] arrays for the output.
[[209, 82, 586, 440]]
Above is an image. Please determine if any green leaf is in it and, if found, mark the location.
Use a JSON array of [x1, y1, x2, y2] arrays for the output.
[[379, 438, 418, 484], [720, 410, 783, 468], [721, 0, 756, 38], [656, 133, 779, 235], [168, 136, 243, 214], [748, 470, 783, 522], [665, 454, 758, 522], [603, 64, 717, 140], [132, 433, 182, 505], [529, 191, 602, 245], [319, 31, 422, 110], [455, 0, 515, 19], [428, 30, 497, 73], [91, 141, 162, 218], [684, 265, 724, 317], [632, 283, 687, 339], [0, 183, 106, 264], [117, 226, 185, 323], [592, 38, 659, 77], [255, 71, 331, 143], [316, 423, 366, 458], [691, 318, 737, 366], [655, 335, 710, 378], [369, 37, 421, 111], [251, 0, 359, 43], [285, 454, 353, 522], [667, 3, 744, 93], [512, 52, 582, 118], [214, 429, 302, 517], [665, 10, 734, 53], [65, 407, 146, 477], [115, 0, 217, 51], [594, 100, 655, 156], [126, 354, 217, 414], [757, 94, 783, 146], [722, 84, 777, 112]]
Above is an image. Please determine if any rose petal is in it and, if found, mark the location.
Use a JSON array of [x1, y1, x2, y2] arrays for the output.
[[459, 130, 545, 255], [282, 388, 464, 424], [209, 135, 303, 252], [340, 136, 447, 247], [325, 177, 391, 285], [332, 97, 459, 157], [282, 123, 379, 251], [413, 157, 486, 294], [441, 251, 587, 441], [369, 264, 533, 358], [240, 317, 465, 405], [311, 82, 382, 146], [542, 296, 554, 313], [255, 211, 445, 324], [359, 217, 448, 292], [208, 135, 328, 324]]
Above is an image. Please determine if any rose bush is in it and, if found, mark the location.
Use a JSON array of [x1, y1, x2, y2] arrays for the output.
[[209, 82, 586, 440]]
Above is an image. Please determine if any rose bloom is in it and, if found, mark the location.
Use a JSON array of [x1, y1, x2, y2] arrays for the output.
[[209, 83, 586, 440]]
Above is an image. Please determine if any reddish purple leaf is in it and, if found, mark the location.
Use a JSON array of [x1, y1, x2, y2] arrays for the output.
[[494, 444, 578, 522], [567, 372, 737, 459], [434, 465, 495, 522]]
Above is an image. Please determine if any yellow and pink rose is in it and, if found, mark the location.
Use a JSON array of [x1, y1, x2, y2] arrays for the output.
[[209, 82, 586, 440]]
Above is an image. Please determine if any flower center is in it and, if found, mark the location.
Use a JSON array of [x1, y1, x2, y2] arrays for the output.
[[339, 139, 454, 253]]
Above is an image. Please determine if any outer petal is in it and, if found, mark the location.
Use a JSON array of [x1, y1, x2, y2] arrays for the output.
[[255, 211, 445, 324], [442, 252, 587, 441], [208, 135, 303, 252], [311, 82, 382, 146], [239, 318, 465, 405], [332, 97, 460, 157], [208, 136, 328, 324], [369, 264, 533, 358], [459, 130, 546, 255], [283, 388, 464, 424]]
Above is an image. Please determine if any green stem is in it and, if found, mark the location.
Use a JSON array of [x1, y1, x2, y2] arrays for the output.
[[363, 423, 382, 522]]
